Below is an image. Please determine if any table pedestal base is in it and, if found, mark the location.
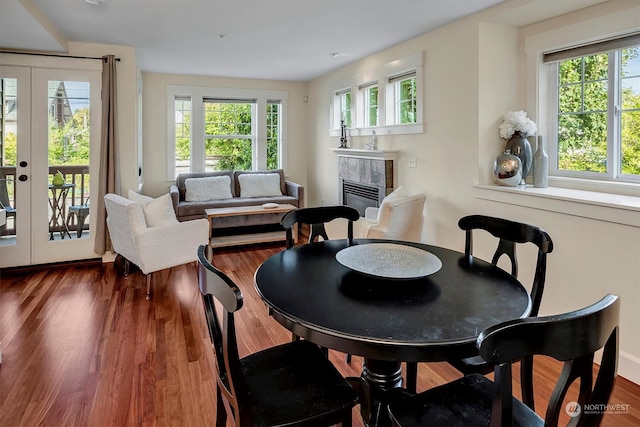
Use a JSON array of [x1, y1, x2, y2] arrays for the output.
[[354, 359, 412, 427]]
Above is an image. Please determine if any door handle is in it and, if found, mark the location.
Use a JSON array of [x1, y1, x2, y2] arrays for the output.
[[18, 175, 28, 182]]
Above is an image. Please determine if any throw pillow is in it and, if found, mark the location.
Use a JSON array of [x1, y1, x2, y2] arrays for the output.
[[185, 176, 233, 201], [238, 173, 283, 198], [377, 185, 406, 222], [128, 189, 154, 205], [128, 190, 178, 227]]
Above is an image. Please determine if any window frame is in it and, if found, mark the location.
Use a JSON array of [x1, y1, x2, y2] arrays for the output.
[[525, 25, 640, 197], [361, 82, 379, 128], [337, 88, 352, 128], [328, 52, 424, 137], [545, 44, 640, 184], [387, 71, 418, 126], [166, 85, 288, 180], [203, 98, 256, 173]]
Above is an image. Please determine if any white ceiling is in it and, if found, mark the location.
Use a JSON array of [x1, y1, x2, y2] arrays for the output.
[[0, 0, 610, 81]]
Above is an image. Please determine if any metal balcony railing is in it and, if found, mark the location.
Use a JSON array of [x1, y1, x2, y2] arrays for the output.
[[0, 165, 90, 236]]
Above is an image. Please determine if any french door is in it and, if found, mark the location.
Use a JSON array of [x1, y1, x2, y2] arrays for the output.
[[0, 64, 101, 268]]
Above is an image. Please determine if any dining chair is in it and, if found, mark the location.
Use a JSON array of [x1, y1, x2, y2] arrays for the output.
[[280, 205, 360, 249], [458, 215, 553, 406], [280, 205, 360, 354], [388, 294, 620, 427], [196, 245, 359, 427], [404, 214, 554, 401]]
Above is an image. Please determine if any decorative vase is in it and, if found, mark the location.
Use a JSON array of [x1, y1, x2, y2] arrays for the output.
[[52, 170, 65, 186], [533, 135, 549, 188], [494, 149, 522, 187], [505, 132, 532, 185]]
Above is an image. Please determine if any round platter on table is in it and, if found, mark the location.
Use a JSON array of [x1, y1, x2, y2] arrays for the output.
[[335, 242, 442, 280]]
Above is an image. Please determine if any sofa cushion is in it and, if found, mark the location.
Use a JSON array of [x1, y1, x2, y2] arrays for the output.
[[185, 175, 233, 201], [234, 169, 286, 196], [177, 171, 235, 198], [128, 190, 178, 227], [237, 173, 282, 198]]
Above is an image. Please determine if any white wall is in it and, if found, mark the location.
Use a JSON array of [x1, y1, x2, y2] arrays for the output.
[[306, 2, 640, 383], [140, 72, 309, 197]]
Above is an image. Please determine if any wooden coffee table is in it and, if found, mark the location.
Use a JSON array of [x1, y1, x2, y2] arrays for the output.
[[205, 204, 298, 248]]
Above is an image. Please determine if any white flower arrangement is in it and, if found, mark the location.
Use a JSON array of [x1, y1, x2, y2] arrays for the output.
[[499, 110, 537, 139]]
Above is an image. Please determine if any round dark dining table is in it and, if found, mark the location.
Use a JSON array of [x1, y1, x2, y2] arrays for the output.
[[254, 238, 531, 426]]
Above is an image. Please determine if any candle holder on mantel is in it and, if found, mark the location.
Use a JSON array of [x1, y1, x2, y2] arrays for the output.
[[339, 119, 348, 148]]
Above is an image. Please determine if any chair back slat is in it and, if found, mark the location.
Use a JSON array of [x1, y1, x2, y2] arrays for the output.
[[478, 294, 619, 363], [281, 205, 360, 248], [478, 294, 620, 427], [458, 214, 553, 316], [196, 245, 249, 424]]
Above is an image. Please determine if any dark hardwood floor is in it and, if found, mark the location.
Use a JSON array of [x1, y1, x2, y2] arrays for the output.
[[1, 240, 638, 426]]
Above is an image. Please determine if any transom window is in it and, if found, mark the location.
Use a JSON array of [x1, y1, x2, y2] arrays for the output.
[[546, 37, 640, 182], [337, 89, 352, 127], [360, 82, 379, 127], [168, 86, 287, 179], [328, 52, 423, 137], [390, 72, 417, 125]]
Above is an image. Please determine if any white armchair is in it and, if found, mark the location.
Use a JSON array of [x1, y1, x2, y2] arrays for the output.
[[104, 193, 209, 300], [354, 193, 426, 242]]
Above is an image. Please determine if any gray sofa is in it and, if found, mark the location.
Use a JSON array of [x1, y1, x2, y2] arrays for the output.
[[170, 169, 304, 229]]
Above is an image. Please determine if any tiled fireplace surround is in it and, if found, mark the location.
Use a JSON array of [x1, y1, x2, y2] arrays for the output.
[[334, 149, 396, 215]]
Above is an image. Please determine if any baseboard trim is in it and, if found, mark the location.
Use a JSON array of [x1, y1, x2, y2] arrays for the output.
[[1, 258, 102, 275], [619, 350, 640, 386]]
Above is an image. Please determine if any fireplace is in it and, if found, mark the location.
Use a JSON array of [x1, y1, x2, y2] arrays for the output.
[[342, 180, 380, 216], [332, 148, 396, 217]]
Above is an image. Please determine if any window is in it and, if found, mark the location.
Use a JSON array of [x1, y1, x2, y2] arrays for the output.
[[266, 100, 281, 170], [204, 99, 254, 171], [328, 52, 423, 137], [359, 82, 379, 127], [390, 72, 417, 125], [336, 89, 352, 127], [174, 96, 191, 176], [168, 86, 287, 179], [546, 36, 640, 182]]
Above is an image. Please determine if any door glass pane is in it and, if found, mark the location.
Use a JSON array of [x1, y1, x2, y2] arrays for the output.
[[47, 80, 91, 240], [0, 78, 17, 245]]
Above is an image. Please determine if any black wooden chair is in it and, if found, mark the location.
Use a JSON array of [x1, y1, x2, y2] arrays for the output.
[[197, 245, 358, 427], [405, 215, 554, 400], [280, 205, 361, 358], [388, 294, 620, 427], [280, 205, 360, 249]]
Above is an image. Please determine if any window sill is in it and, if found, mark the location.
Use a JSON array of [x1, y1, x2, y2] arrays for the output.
[[473, 184, 640, 227], [329, 123, 424, 138]]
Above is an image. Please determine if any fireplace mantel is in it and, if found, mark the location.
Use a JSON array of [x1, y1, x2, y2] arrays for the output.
[[330, 147, 398, 161], [332, 148, 395, 213]]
